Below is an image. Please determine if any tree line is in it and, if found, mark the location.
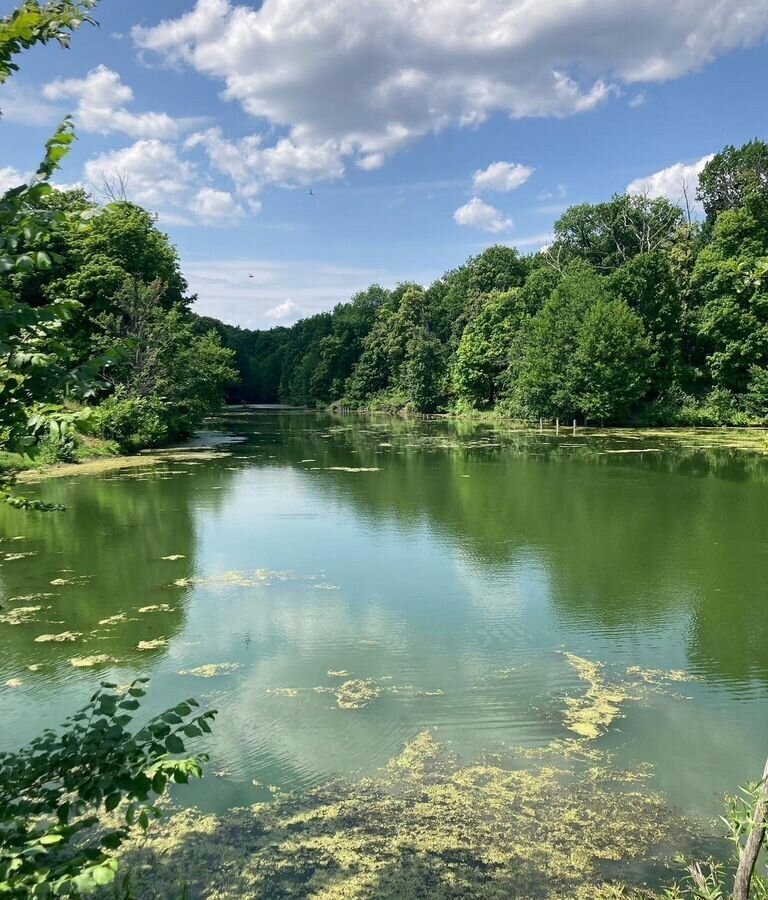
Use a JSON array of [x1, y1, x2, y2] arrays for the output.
[[206, 139, 768, 426]]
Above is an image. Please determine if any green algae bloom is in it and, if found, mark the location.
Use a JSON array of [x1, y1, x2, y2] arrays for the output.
[[34, 631, 81, 643], [562, 653, 631, 741], [69, 654, 114, 668], [335, 679, 383, 709], [106, 731, 687, 899], [179, 663, 241, 678]]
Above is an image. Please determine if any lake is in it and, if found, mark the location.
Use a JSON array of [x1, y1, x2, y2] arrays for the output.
[[1, 409, 767, 843]]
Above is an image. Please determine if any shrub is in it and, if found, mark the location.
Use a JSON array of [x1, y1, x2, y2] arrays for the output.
[[92, 392, 168, 454], [35, 431, 79, 465]]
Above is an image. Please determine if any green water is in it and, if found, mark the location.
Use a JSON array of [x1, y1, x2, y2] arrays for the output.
[[1, 410, 767, 823]]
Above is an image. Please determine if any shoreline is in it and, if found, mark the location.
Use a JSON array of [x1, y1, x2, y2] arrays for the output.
[[6, 410, 768, 485]]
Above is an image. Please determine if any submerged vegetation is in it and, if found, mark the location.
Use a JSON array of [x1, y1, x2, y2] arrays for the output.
[[86, 655, 736, 899], [103, 732, 683, 900]]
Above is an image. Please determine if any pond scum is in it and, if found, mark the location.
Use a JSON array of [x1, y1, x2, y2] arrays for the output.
[[100, 656, 704, 899]]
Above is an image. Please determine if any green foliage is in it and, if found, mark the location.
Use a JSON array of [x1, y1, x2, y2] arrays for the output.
[[0, 120, 113, 462], [691, 194, 768, 393], [453, 290, 527, 407], [87, 279, 236, 449], [35, 428, 79, 463], [91, 390, 168, 453], [0, 1, 103, 511], [571, 298, 652, 422], [400, 329, 447, 412], [514, 263, 606, 419], [665, 770, 768, 899], [0, 0, 96, 87], [697, 139, 768, 223], [551, 193, 684, 272], [0, 678, 215, 898]]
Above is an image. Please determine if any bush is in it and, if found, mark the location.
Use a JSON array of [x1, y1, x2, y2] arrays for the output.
[[35, 431, 79, 465], [92, 392, 169, 454]]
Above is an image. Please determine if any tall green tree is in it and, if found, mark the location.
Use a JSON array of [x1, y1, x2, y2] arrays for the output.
[[453, 290, 527, 407], [550, 194, 683, 273], [401, 328, 447, 413], [698, 139, 768, 223], [691, 193, 768, 393], [0, 1, 99, 469], [571, 298, 652, 423], [91, 279, 237, 448], [608, 251, 684, 390], [515, 263, 606, 418]]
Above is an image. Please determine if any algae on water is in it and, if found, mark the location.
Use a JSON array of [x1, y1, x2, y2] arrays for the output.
[[178, 663, 241, 678], [335, 678, 383, 709], [106, 731, 688, 899], [34, 631, 81, 643], [562, 653, 631, 740]]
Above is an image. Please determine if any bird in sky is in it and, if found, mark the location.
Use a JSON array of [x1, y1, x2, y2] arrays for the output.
[[308, 188, 314, 197]]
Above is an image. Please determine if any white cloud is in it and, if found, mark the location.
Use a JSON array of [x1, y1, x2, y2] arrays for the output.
[[472, 161, 534, 193], [83, 139, 256, 226], [83, 139, 196, 208], [264, 299, 299, 320], [43, 65, 194, 139], [186, 127, 344, 195], [453, 197, 513, 233], [188, 187, 244, 225], [0, 166, 27, 195], [511, 232, 553, 250], [184, 259, 405, 329], [626, 154, 714, 208], [0, 83, 63, 126], [133, 0, 768, 170]]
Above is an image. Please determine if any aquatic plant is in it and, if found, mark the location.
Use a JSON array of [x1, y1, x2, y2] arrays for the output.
[[178, 663, 240, 678], [335, 679, 383, 709], [34, 630, 81, 642], [562, 653, 631, 740], [106, 731, 685, 899]]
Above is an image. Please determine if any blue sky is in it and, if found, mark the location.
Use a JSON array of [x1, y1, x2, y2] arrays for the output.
[[1, 0, 767, 329]]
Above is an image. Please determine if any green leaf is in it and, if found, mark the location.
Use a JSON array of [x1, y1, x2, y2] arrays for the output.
[[164, 734, 185, 754]]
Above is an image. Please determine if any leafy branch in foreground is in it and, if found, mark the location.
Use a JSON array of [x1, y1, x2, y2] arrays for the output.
[[0, 0, 97, 85], [665, 757, 768, 899], [0, 678, 216, 898]]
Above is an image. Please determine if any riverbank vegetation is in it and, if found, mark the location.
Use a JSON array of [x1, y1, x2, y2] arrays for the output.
[[0, 0, 236, 493], [208, 140, 768, 427]]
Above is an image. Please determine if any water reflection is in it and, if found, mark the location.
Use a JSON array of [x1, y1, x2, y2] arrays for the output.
[[1, 412, 766, 820]]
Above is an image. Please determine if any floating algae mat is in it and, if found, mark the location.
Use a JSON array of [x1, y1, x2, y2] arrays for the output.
[[105, 732, 692, 900]]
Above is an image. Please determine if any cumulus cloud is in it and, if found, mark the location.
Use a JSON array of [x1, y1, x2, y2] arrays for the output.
[[43, 65, 196, 139], [82, 139, 252, 227], [133, 0, 768, 170], [453, 197, 513, 233], [626, 154, 714, 208], [0, 83, 62, 126], [186, 127, 344, 195], [264, 299, 299, 320], [84, 139, 196, 207], [188, 187, 245, 225], [472, 161, 534, 193]]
